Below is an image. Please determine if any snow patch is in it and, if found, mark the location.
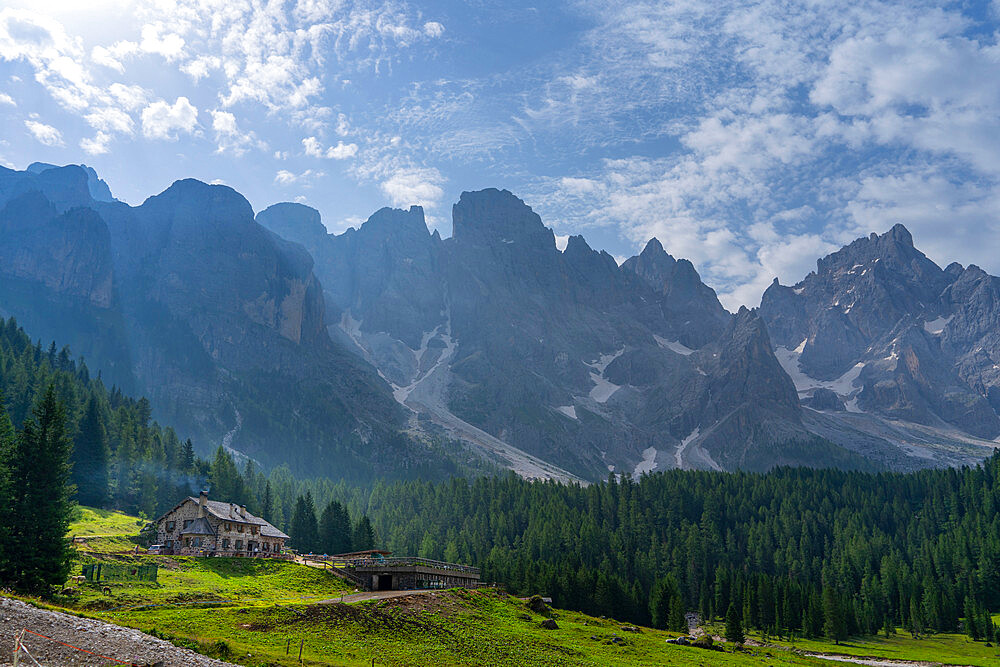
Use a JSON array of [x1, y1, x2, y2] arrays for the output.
[[775, 343, 864, 397], [654, 335, 694, 356], [586, 348, 625, 403], [675, 427, 700, 468], [923, 315, 953, 335], [633, 446, 659, 476], [556, 405, 577, 420], [793, 287, 805, 295]]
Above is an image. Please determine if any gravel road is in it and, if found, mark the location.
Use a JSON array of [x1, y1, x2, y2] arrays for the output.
[[1, 596, 241, 666]]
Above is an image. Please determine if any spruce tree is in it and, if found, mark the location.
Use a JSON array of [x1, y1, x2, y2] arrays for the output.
[[290, 493, 319, 553], [319, 500, 352, 555], [9, 386, 75, 593], [262, 481, 274, 524], [0, 396, 16, 584], [725, 602, 744, 646], [669, 593, 687, 632], [72, 396, 109, 507], [353, 514, 375, 550], [649, 577, 673, 629], [823, 586, 847, 644]]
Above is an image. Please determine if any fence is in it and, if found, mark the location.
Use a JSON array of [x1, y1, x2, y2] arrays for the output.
[[81, 563, 158, 583]]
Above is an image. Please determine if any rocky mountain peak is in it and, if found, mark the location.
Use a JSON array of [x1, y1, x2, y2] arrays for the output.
[[256, 203, 328, 248], [451, 188, 555, 250], [362, 205, 431, 241], [27, 162, 115, 202]]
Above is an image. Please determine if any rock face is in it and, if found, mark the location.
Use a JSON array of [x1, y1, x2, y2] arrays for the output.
[[0, 165, 411, 481], [260, 188, 866, 478], [760, 224, 1000, 442]]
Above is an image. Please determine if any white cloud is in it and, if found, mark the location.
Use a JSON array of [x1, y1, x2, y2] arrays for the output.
[[91, 41, 138, 73], [85, 107, 134, 134], [139, 24, 185, 61], [423, 21, 445, 38], [327, 140, 358, 159], [380, 167, 445, 208], [24, 120, 63, 146], [274, 168, 321, 185], [141, 97, 198, 140], [303, 136, 358, 159], [80, 131, 111, 155], [210, 109, 263, 155], [0, 93, 13, 106]]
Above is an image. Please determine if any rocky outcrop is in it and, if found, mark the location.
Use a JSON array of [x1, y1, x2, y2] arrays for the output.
[[0, 166, 412, 481], [760, 224, 1000, 440], [261, 187, 830, 478]]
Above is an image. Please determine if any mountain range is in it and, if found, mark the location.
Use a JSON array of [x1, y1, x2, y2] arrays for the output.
[[1, 163, 997, 481]]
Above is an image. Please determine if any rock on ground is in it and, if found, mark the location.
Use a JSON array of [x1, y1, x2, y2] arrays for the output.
[[0, 596, 240, 666]]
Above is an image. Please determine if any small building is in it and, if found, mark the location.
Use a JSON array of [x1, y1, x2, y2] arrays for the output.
[[331, 551, 481, 591], [154, 490, 289, 557]]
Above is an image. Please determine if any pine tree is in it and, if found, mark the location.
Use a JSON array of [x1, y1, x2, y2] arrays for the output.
[[649, 577, 673, 629], [669, 593, 687, 632], [262, 481, 274, 524], [9, 386, 75, 593], [181, 439, 195, 472], [290, 493, 318, 553], [353, 514, 375, 550], [823, 586, 847, 644], [72, 396, 109, 507], [319, 500, 354, 555], [0, 395, 16, 584], [725, 602, 744, 646]]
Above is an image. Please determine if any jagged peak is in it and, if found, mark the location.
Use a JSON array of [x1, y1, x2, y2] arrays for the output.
[[364, 205, 429, 236], [451, 188, 555, 250], [641, 237, 666, 256], [564, 234, 593, 256]]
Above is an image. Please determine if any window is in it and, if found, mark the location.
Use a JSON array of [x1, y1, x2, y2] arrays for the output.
[[263, 542, 270, 552], [166, 521, 176, 531], [237, 524, 244, 533], [165, 540, 173, 549], [225, 523, 231, 531], [183, 519, 192, 529], [235, 540, 243, 550], [251, 526, 258, 535], [185, 538, 191, 547], [222, 538, 230, 549], [192, 538, 201, 547]]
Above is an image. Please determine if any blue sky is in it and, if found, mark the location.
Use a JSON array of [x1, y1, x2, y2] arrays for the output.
[[1, 0, 999, 308]]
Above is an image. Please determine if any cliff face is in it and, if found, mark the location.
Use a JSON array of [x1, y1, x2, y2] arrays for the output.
[[260, 188, 849, 478], [0, 166, 410, 481], [760, 224, 1000, 441]]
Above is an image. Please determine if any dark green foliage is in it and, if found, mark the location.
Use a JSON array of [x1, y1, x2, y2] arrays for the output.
[[290, 493, 318, 553], [72, 396, 109, 506], [2, 386, 75, 593], [318, 500, 352, 555], [352, 514, 375, 551], [0, 316, 210, 517], [0, 395, 15, 584], [725, 602, 744, 645]]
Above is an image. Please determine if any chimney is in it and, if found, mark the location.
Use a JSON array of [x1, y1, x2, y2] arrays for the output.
[[240, 505, 247, 519], [198, 490, 208, 518]]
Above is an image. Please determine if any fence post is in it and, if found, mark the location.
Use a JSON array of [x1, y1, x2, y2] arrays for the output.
[[298, 639, 304, 662], [285, 638, 290, 655], [12, 628, 24, 667]]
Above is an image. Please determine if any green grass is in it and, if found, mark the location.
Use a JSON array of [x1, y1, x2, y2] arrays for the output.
[[707, 622, 1000, 667], [92, 589, 831, 667], [69, 506, 146, 537], [62, 556, 355, 611]]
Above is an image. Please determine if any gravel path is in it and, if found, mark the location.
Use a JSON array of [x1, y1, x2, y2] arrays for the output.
[[1, 596, 241, 666]]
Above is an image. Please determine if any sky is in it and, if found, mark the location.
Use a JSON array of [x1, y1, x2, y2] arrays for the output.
[[1, 0, 999, 309]]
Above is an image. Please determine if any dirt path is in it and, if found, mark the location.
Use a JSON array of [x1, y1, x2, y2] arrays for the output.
[[1, 596, 240, 666], [802, 652, 971, 667], [318, 589, 441, 604]]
